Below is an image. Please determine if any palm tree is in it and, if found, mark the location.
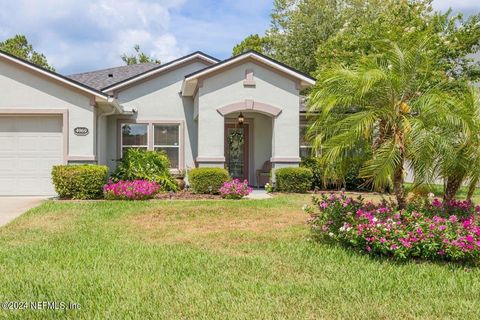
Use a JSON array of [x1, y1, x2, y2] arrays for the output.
[[308, 41, 467, 209], [428, 87, 480, 202]]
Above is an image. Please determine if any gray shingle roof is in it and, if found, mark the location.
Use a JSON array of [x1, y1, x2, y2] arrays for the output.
[[67, 62, 159, 91]]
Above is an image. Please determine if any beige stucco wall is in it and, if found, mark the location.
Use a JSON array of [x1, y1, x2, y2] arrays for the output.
[[197, 60, 301, 175], [0, 58, 96, 159], [105, 61, 210, 170]]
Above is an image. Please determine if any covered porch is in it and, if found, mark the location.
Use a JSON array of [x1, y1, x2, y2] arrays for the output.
[[195, 99, 301, 187]]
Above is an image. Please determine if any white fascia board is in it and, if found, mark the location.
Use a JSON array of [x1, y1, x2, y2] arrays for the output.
[[103, 53, 218, 92], [0, 52, 109, 100], [184, 52, 316, 86]]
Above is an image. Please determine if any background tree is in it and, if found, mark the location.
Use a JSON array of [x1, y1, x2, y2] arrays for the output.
[[121, 45, 161, 65], [0, 34, 55, 71], [234, 0, 480, 80], [317, 1, 480, 82], [232, 34, 271, 56], [268, 0, 344, 75]]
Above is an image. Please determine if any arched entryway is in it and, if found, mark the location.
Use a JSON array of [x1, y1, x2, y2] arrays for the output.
[[218, 100, 280, 186]]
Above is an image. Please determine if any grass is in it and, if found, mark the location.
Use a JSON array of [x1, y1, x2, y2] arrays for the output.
[[0, 194, 479, 319], [404, 183, 480, 203]]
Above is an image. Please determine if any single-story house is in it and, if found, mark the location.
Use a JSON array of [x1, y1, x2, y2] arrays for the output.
[[0, 49, 315, 196]]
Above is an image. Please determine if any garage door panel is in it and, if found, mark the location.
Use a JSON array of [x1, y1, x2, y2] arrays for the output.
[[0, 115, 63, 196], [0, 136, 15, 153]]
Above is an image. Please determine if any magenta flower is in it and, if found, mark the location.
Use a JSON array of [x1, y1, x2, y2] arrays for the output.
[[219, 179, 252, 199], [103, 180, 161, 200]]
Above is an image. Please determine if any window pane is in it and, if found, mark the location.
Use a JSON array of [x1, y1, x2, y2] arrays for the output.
[[155, 147, 179, 168], [300, 147, 312, 158], [154, 125, 179, 146], [300, 125, 309, 145], [122, 124, 148, 146], [122, 146, 148, 153]]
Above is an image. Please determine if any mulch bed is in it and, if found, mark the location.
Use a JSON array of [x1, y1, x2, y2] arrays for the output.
[[155, 189, 222, 200]]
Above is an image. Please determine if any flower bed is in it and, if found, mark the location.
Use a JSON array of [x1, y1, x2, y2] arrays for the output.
[[104, 180, 161, 200], [305, 192, 480, 262], [219, 179, 252, 199]]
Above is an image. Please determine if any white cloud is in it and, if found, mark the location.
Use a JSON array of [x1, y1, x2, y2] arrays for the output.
[[0, 0, 478, 75], [432, 0, 480, 15], [0, 0, 188, 73]]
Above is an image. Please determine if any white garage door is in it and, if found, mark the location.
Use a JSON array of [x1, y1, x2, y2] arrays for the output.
[[0, 115, 64, 196]]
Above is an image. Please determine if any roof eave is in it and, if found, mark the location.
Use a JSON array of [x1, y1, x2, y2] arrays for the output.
[[102, 52, 219, 92], [181, 51, 316, 96], [0, 50, 109, 101]]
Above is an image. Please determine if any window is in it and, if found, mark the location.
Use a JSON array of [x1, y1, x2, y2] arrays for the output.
[[121, 123, 148, 156], [299, 120, 313, 158], [154, 124, 180, 169]]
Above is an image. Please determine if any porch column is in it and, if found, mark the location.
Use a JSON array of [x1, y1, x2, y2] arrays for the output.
[[271, 108, 300, 176], [196, 105, 225, 168]]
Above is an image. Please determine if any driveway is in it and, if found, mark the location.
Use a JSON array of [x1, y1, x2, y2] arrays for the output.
[[0, 197, 47, 227]]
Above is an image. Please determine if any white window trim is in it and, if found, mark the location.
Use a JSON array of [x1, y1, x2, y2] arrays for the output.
[[117, 119, 184, 170]]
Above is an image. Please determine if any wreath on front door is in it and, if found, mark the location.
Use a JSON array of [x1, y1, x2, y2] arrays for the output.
[[228, 129, 244, 156]]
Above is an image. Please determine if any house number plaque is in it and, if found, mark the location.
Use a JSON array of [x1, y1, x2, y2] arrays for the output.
[[74, 127, 89, 136]]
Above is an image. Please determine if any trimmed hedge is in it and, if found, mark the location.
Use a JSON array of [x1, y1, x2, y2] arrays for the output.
[[188, 168, 229, 194], [275, 167, 313, 193], [52, 165, 108, 199]]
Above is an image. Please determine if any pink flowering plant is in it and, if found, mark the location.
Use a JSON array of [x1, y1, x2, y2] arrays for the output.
[[103, 179, 161, 200], [219, 179, 253, 199], [425, 198, 478, 219], [305, 192, 480, 262]]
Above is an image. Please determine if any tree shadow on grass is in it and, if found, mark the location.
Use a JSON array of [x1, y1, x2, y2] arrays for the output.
[[312, 238, 479, 270]]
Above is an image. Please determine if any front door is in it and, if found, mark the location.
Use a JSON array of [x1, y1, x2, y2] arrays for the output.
[[225, 123, 249, 181]]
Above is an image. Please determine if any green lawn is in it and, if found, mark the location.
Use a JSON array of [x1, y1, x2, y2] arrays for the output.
[[0, 194, 479, 319], [404, 183, 480, 203]]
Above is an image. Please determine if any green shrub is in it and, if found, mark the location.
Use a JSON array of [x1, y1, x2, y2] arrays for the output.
[[275, 167, 313, 193], [112, 149, 177, 191], [344, 162, 370, 192], [52, 165, 108, 199], [301, 157, 369, 192], [300, 157, 324, 190], [188, 168, 229, 194]]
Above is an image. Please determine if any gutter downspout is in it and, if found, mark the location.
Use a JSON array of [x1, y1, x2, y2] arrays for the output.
[[96, 97, 123, 167]]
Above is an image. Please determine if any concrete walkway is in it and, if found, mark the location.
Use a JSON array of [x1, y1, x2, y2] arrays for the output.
[[246, 189, 272, 200], [0, 197, 47, 227]]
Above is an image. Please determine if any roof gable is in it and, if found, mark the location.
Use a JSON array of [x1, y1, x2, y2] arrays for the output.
[[0, 49, 109, 100], [101, 51, 220, 92], [181, 51, 316, 96]]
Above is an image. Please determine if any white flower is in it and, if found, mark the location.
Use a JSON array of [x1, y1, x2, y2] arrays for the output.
[[373, 217, 378, 222], [346, 227, 352, 232], [428, 192, 435, 199], [339, 226, 345, 232], [329, 232, 334, 237]]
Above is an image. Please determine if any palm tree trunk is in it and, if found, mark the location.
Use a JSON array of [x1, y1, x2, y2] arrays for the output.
[[393, 161, 406, 209], [467, 177, 478, 201], [444, 175, 463, 203], [393, 129, 406, 210], [374, 119, 388, 151]]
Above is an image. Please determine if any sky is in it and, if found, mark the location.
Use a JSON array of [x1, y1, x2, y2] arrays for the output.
[[0, 0, 478, 75]]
